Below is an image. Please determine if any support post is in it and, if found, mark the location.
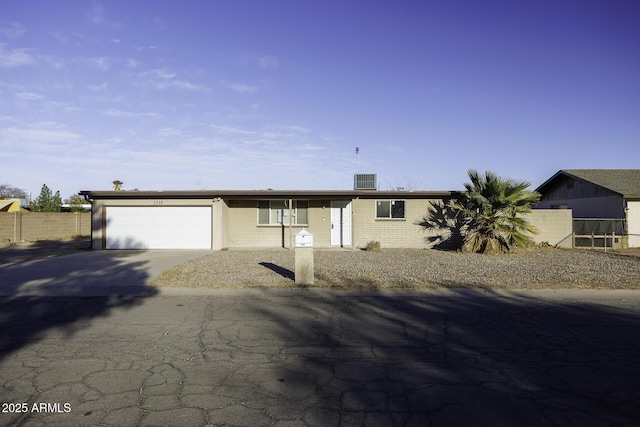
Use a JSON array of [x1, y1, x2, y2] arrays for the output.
[[289, 198, 293, 249], [14, 211, 23, 242]]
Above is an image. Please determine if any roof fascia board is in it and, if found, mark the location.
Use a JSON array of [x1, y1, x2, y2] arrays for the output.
[[535, 170, 564, 192], [79, 190, 459, 200]]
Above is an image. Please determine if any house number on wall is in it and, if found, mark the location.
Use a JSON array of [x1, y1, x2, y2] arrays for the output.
[[153, 201, 164, 205]]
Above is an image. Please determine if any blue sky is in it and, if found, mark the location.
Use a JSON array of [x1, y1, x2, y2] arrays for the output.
[[1, 0, 639, 199]]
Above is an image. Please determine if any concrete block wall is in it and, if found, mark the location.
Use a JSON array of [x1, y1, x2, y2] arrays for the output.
[[626, 201, 640, 248], [349, 203, 573, 250], [0, 213, 15, 242], [226, 200, 332, 248], [0, 212, 91, 242], [352, 198, 439, 249], [525, 209, 573, 248], [227, 200, 286, 247], [301, 200, 333, 248]]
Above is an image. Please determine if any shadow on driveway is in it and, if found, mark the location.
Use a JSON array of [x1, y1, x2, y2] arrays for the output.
[[0, 237, 91, 265], [0, 250, 158, 364], [0, 251, 155, 296]]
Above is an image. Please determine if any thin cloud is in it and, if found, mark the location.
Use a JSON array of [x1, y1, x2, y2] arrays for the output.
[[173, 80, 203, 91], [0, 124, 81, 146], [49, 29, 71, 43], [157, 127, 182, 137], [380, 143, 405, 153], [225, 82, 259, 94], [154, 68, 176, 79], [0, 115, 20, 123], [103, 109, 161, 119], [0, 22, 26, 39], [87, 57, 110, 71], [259, 55, 279, 69], [210, 124, 256, 136], [237, 53, 279, 69], [134, 68, 207, 92], [15, 92, 44, 101], [44, 100, 82, 113], [86, 2, 105, 25], [86, 2, 121, 29], [88, 82, 108, 91], [0, 43, 37, 67], [263, 124, 311, 138]]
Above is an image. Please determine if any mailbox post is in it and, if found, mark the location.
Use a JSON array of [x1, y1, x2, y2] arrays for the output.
[[294, 228, 314, 285]]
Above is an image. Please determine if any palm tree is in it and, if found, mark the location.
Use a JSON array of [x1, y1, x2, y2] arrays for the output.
[[112, 180, 123, 191], [450, 170, 541, 254]]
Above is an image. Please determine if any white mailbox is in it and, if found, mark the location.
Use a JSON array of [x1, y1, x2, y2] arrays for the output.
[[294, 228, 314, 248]]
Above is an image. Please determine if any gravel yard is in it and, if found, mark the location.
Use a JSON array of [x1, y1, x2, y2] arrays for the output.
[[151, 247, 640, 290]]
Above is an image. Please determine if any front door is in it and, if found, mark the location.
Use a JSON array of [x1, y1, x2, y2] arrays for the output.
[[331, 201, 352, 246]]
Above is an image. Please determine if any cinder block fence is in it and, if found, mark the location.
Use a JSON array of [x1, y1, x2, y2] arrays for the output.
[[0, 212, 91, 242]]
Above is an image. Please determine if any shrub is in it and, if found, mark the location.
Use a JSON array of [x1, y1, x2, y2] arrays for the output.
[[363, 240, 381, 251]]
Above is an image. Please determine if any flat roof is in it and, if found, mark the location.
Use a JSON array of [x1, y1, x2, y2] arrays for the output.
[[79, 189, 460, 200]]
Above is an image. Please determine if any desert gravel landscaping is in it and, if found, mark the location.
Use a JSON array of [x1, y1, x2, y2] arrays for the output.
[[151, 247, 640, 290]]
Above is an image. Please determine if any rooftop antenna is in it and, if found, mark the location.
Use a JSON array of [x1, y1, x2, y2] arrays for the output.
[[355, 146, 360, 173]]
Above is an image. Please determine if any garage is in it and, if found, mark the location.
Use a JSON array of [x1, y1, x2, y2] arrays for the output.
[[105, 206, 212, 249]]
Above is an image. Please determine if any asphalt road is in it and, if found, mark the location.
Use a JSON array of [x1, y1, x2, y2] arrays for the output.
[[1, 287, 639, 427]]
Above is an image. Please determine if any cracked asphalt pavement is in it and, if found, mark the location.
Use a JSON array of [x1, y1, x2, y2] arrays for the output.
[[1, 288, 639, 426]]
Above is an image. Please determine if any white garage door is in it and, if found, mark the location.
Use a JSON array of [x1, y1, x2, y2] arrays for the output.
[[106, 206, 212, 249]]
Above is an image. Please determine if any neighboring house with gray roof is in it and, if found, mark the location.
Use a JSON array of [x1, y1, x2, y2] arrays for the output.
[[536, 169, 640, 247]]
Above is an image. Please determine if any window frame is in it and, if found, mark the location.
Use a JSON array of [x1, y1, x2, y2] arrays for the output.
[[257, 200, 309, 226], [375, 199, 406, 220]]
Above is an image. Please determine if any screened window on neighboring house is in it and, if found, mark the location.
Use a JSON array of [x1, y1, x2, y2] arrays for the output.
[[376, 200, 405, 219], [258, 200, 309, 225]]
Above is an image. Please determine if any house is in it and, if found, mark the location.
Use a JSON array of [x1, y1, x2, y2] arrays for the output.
[[535, 169, 640, 248], [0, 199, 29, 213], [78, 188, 462, 250]]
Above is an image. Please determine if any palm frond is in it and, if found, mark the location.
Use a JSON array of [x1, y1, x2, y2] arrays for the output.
[[456, 169, 541, 253]]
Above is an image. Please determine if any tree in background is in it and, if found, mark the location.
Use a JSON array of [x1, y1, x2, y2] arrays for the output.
[[450, 170, 541, 254], [385, 177, 423, 191], [113, 180, 123, 191], [0, 184, 28, 199], [30, 184, 62, 212], [65, 194, 87, 212]]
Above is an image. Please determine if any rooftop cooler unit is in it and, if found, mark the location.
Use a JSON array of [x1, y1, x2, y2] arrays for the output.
[[354, 174, 377, 190]]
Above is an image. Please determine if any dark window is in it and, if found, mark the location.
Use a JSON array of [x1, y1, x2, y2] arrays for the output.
[[376, 200, 405, 219]]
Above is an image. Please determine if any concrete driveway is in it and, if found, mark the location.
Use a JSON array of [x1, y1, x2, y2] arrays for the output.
[[0, 250, 211, 296]]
